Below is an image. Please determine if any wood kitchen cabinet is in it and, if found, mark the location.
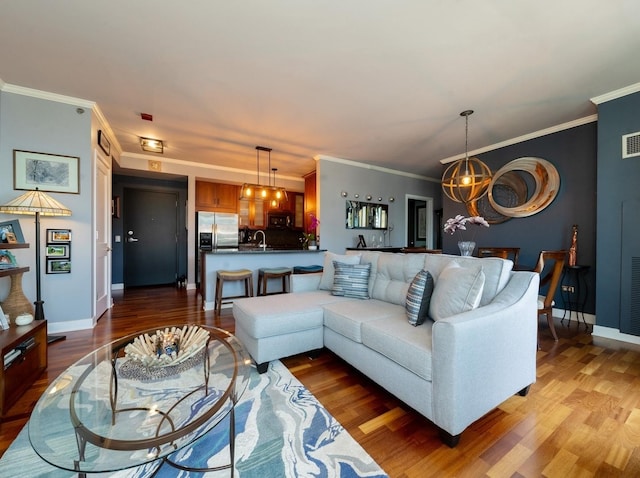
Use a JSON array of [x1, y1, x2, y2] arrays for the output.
[[304, 170, 316, 231], [195, 181, 238, 213], [239, 198, 265, 228]]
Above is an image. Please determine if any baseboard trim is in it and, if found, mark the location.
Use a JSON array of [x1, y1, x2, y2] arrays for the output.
[[592, 325, 640, 345]]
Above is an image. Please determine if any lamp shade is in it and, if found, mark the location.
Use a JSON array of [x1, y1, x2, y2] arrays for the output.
[[0, 189, 72, 216]]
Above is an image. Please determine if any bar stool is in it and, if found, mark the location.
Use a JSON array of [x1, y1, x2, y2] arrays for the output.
[[215, 269, 254, 314], [293, 265, 324, 274], [258, 267, 293, 296]]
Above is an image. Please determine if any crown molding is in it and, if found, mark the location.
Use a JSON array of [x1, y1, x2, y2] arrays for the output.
[[1, 82, 95, 108], [315, 154, 440, 183], [590, 82, 640, 105], [439, 114, 598, 165]]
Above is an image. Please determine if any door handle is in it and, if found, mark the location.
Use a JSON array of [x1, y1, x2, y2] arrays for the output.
[[127, 237, 139, 242]]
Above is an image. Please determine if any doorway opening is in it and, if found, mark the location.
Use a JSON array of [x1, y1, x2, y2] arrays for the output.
[[405, 195, 434, 248]]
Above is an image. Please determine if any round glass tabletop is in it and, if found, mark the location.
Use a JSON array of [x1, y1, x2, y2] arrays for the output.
[[28, 325, 250, 474]]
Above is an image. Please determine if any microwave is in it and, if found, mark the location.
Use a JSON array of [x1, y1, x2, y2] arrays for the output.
[[268, 212, 292, 229]]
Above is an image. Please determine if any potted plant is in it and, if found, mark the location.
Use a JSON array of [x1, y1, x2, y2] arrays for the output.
[[305, 214, 320, 250]]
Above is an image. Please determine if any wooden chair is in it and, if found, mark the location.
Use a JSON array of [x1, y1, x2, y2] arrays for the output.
[[533, 250, 568, 341], [477, 247, 520, 266]]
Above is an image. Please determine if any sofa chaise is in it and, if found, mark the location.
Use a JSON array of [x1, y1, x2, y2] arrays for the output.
[[233, 251, 539, 446]]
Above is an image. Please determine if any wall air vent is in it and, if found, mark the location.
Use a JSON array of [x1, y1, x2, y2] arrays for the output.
[[622, 131, 640, 159]]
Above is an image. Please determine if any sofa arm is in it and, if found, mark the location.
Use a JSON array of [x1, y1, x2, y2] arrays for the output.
[[291, 272, 322, 292], [431, 271, 539, 437]]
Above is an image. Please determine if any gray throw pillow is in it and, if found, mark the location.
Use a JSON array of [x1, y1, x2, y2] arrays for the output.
[[405, 269, 434, 326], [429, 263, 485, 321], [319, 252, 361, 290], [331, 261, 371, 299]]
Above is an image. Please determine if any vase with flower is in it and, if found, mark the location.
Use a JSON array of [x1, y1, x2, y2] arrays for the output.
[[304, 213, 320, 250], [443, 215, 490, 256]]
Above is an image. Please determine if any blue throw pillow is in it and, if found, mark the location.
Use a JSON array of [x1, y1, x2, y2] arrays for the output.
[[406, 269, 434, 326], [331, 261, 371, 299]]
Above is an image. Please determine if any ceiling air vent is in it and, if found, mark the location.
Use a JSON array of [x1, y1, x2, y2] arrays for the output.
[[622, 131, 640, 159]]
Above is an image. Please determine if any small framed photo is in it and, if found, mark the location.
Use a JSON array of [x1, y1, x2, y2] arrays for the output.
[[47, 259, 71, 274], [0, 250, 18, 269], [0, 305, 8, 330], [14, 150, 80, 194], [112, 196, 121, 218], [47, 229, 71, 243], [98, 130, 111, 156], [0, 219, 25, 243], [46, 244, 70, 258]]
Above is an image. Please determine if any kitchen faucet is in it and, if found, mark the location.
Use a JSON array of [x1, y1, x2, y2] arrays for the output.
[[253, 230, 266, 251]]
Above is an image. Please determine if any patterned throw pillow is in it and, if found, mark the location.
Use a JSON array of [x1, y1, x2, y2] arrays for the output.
[[405, 269, 434, 326], [331, 261, 371, 299], [429, 263, 485, 321], [319, 252, 361, 290]]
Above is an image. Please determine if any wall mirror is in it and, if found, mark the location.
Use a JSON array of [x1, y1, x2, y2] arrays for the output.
[[345, 201, 388, 229]]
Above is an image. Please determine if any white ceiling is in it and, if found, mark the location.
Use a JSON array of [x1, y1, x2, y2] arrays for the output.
[[1, 1, 639, 181]]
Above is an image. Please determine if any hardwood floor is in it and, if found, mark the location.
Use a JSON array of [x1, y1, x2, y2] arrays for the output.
[[2, 286, 640, 477]]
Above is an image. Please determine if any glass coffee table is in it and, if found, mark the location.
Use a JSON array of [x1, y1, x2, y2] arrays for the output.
[[28, 325, 250, 477]]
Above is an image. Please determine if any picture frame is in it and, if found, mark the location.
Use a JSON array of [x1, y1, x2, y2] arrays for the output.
[[47, 259, 71, 274], [417, 207, 427, 240], [0, 250, 18, 269], [14, 150, 80, 194], [98, 130, 111, 156], [0, 305, 8, 330], [46, 244, 70, 258], [112, 195, 121, 218], [0, 219, 25, 243], [47, 229, 72, 243]]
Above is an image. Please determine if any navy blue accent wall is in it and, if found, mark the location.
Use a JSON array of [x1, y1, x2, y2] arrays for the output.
[[596, 91, 640, 331], [442, 122, 597, 314], [112, 174, 188, 284]]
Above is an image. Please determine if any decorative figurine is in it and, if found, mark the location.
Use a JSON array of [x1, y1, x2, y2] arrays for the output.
[[568, 224, 578, 267]]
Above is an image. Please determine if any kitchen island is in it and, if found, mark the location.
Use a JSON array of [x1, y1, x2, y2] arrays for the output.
[[199, 249, 326, 311]]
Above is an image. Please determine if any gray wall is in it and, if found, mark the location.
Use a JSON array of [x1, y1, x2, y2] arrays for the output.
[[317, 158, 442, 253], [596, 91, 640, 332], [0, 91, 94, 329]]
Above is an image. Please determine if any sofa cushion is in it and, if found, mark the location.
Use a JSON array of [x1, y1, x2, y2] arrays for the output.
[[423, 254, 512, 306], [361, 315, 434, 381], [233, 290, 349, 338], [370, 253, 424, 305], [406, 269, 434, 326], [319, 252, 361, 290], [332, 261, 371, 299], [323, 299, 403, 343], [429, 262, 485, 321]]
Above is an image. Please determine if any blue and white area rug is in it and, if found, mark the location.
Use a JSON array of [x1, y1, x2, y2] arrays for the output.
[[0, 360, 387, 477]]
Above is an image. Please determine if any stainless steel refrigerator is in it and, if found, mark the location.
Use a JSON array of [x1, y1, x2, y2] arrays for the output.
[[197, 212, 239, 250], [196, 212, 239, 285]]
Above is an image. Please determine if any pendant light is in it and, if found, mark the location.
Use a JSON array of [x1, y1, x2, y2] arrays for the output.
[[441, 110, 492, 203], [239, 146, 287, 201]]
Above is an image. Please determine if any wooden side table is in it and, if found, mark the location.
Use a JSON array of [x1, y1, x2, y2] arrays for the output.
[[561, 264, 590, 331], [0, 319, 47, 419]]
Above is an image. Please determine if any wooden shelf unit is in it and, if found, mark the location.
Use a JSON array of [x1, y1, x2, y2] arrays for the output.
[[0, 319, 47, 419]]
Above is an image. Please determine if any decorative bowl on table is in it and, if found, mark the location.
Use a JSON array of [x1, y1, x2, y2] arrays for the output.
[[124, 325, 210, 368]]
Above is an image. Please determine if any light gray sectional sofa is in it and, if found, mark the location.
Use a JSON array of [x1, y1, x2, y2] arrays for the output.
[[233, 250, 539, 446]]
